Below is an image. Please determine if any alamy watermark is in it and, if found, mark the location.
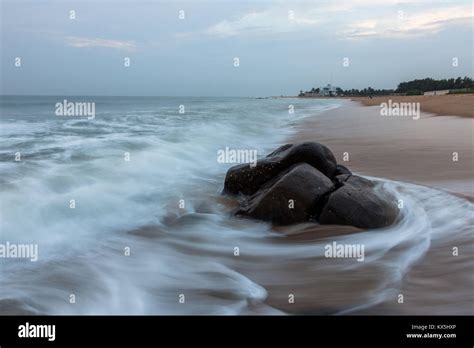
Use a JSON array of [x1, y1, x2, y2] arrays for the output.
[[0, 241, 38, 262], [18, 322, 55, 341], [217, 147, 258, 167], [380, 99, 420, 120], [324, 241, 365, 262], [55, 99, 95, 120]]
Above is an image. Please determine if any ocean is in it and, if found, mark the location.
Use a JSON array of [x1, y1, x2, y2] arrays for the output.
[[0, 96, 472, 314]]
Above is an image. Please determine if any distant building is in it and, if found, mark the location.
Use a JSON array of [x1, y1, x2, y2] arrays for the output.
[[298, 83, 341, 97], [319, 84, 338, 96], [424, 89, 450, 96]]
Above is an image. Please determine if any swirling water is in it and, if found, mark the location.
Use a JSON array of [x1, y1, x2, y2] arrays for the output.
[[0, 96, 472, 314]]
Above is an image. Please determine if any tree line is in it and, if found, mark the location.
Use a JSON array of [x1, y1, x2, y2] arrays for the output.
[[396, 77, 473, 94], [298, 76, 474, 97]]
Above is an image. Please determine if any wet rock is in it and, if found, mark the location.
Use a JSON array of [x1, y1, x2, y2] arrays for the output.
[[319, 175, 398, 229], [223, 142, 337, 195], [334, 164, 352, 176], [236, 163, 334, 225], [223, 142, 398, 229]]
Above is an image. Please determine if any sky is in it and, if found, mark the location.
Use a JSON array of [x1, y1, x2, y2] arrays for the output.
[[1, 0, 473, 96]]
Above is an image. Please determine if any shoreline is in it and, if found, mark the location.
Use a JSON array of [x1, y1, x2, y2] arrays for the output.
[[286, 100, 473, 315], [290, 100, 473, 196], [295, 94, 474, 118], [351, 94, 474, 118]]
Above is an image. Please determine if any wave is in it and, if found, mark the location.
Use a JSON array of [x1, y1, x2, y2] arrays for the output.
[[1, 97, 471, 314]]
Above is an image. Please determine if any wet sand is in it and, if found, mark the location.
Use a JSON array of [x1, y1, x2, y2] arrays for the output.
[[286, 100, 473, 315], [291, 101, 473, 196]]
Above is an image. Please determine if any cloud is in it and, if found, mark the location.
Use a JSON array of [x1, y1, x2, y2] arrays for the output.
[[342, 5, 473, 39], [65, 37, 137, 51], [399, 6, 473, 33], [203, 8, 319, 38], [193, 1, 473, 41]]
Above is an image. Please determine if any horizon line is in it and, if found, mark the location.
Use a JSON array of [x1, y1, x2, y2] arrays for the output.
[[0, 94, 299, 98]]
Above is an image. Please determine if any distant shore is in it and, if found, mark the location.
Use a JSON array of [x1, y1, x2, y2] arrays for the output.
[[294, 93, 474, 117]]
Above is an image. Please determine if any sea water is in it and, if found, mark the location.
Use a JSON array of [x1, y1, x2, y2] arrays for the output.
[[0, 96, 472, 314]]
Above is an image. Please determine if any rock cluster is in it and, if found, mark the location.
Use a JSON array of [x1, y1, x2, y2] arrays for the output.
[[223, 142, 398, 229]]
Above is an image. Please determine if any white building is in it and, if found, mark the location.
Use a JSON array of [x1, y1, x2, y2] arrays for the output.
[[319, 84, 338, 96], [424, 89, 450, 96]]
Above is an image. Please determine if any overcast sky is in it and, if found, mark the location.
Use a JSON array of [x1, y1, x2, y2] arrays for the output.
[[1, 0, 473, 96]]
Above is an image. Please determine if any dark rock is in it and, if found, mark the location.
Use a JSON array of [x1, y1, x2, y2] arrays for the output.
[[319, 175, 398, 229], [236, 163, 334, 225], [223, 142, 399, 230], [333, 174, 352, 186], [334, 164, 352, 176], [223, 142, 337, 195]]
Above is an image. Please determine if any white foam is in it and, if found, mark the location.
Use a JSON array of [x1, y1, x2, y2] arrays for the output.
[[3, 97, 471, 314]]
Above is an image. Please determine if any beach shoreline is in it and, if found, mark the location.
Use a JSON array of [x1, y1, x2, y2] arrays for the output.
[[296, 94, 474, 118], [351, 94, 474, 118], [290, 99, 473, 196], [284, 99, 473, 315]]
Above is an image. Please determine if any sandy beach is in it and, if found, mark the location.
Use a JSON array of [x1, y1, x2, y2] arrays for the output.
[[293, 97, 473, 196], [283, 96, 473, 314], [352, 94, 474, 118]]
